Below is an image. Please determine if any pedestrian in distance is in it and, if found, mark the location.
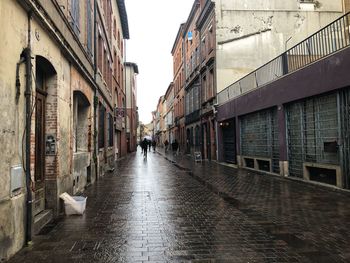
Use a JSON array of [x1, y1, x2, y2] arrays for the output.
[[141, 138, 148, 159], [148, 140, 152, 152], [139, 141, 144, 155], [164, 140, 169, 152], [152, 140, 156, 152], [172, 139, 179, 156]]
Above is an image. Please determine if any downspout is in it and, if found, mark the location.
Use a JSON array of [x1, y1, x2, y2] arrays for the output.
[[16, 57, 25, 104], [93, 0, 98, 180], [123, 39, 127, 156], [24, 12, 33, 245]]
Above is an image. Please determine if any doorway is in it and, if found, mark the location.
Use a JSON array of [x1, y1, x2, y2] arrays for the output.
[[34, 90, 46, 216], [34, 56, 57, 217]]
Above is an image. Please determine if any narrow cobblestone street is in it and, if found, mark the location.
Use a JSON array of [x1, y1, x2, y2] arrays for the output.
[[8, 149, 350, 263]]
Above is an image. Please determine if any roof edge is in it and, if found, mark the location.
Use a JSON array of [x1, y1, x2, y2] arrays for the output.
[[117, 0, 130, 39]]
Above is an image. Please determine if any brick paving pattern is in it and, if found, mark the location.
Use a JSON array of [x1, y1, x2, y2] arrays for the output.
[[7, 148, 350, 262]]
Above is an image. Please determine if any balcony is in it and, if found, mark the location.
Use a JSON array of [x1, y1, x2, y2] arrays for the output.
[[185, 109, 200, 125], [218, 12, 350, 105]]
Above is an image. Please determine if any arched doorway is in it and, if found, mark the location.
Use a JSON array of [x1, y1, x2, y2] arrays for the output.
[[73, 91, 91, 188], [34, 56, 57, 217]]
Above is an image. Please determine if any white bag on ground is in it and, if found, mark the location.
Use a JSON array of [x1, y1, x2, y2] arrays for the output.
[[59, 192, 87, 215]]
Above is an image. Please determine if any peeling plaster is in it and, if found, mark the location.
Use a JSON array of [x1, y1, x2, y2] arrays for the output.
[[294, 13, 306, 30]]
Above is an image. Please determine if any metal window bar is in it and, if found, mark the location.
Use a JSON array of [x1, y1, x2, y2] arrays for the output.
[[340, 89, 350, 188], [218, 12, 350, 105], [240, 108, 280, 173], [287, 93, 340, 178]]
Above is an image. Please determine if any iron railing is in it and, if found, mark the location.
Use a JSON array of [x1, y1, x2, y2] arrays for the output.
[[218, 12, 350, 105]]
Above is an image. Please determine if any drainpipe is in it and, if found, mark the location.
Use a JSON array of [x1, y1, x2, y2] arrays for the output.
[[15, 57, 25, 104], [24, 12, 33, 245], [93, 0, 98, 180]]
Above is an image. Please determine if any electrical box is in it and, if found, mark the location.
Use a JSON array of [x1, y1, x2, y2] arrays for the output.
[[46, 134, 56, 155], [10, 165, 23, 197]]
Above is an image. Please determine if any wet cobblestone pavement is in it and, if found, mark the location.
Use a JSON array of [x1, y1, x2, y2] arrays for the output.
[[8, 149, 350, 263]]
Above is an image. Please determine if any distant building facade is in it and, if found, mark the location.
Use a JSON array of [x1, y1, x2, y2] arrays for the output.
[[164, 83, 175, 144], [172, 24, 186, 152], [184, 0, 202, 156], [125, 62, 139, 152]]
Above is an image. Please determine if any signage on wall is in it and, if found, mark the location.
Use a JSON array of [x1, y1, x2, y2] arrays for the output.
[[188, 31, 193, 41], [194, 151, 202, 162], [114, 107, 125, 117]]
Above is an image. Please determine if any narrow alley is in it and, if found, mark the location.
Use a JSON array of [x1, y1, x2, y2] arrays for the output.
[[8, 149, 350, 263]]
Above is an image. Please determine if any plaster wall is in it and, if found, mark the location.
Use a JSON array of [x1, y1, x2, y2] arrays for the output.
[[30, 15, 74, 216], [214, 0, 343, 12], [215, 0, 344, 93], [0, 1, 30, 260], [0, 0, 96, 258]]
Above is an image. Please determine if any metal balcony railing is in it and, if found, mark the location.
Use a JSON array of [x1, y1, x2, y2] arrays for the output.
[[218, 12, 350, 105]]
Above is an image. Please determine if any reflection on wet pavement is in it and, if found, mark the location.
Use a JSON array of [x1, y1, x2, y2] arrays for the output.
[[8, 149, 350, 262]]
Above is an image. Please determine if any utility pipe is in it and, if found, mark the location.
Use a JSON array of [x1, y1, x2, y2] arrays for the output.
[[15, 57, 25, 104], [93, 0, 98, 180], [24, 12, 33, 245]]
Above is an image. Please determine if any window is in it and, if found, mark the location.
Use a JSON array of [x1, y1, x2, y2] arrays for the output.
[[121, 66, 124, 85], [117, 59, 121, 84], [209, 69, 214, 99], [70, 0, 80, 35], [98, 103, 106, 149], [202, 75, 207, 102], [208, 25, 214, 53], [104, 50, 107, 82], [86, 0, 93, 55], [108, 0, 112, 40], [118, 30, 121, 49], [73, 91, 90, 152], [113, 19, 117, 38], [108, 113, 113, 147], [114, 51, 117, 79], [201, 37, 206, 61], [98, 35, 103, 73]]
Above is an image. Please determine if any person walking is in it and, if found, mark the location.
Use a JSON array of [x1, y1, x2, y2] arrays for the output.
[[141, 138, 148, 159], [172, 139, 179, 156], [164, 140, 169, 153], [152, 140, 156, 152]]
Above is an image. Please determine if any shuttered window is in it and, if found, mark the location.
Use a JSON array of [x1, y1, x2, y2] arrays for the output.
[[108, 113, 114, 147], [86, 0, 92, 55], [98, 104, 105, 149], [70, 0, 80, 36]]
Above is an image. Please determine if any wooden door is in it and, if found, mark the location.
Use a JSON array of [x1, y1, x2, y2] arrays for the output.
[[34, 91, 46, 216]]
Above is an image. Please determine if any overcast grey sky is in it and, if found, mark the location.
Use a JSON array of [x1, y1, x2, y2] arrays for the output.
[[125, 0, 194, 124]]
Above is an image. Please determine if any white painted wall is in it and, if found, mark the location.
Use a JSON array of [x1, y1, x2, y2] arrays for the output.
[[214, 0, 344, 94]]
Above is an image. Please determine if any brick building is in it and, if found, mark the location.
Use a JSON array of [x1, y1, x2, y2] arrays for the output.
[[164, 83, 175, 144], [172, 24, 186, 152], [0, 0, 130, 260], [184, 0, 203, 156], [197, 0, 216, 160], [125, 62, 139, 152]]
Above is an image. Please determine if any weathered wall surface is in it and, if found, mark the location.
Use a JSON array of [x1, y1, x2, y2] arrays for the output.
[[0, 0, 96, 259], [0, 1, 29, 260], [215, 0, 344, 93], [71, 66, 94, 190], [30, 15, 73, 216]]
